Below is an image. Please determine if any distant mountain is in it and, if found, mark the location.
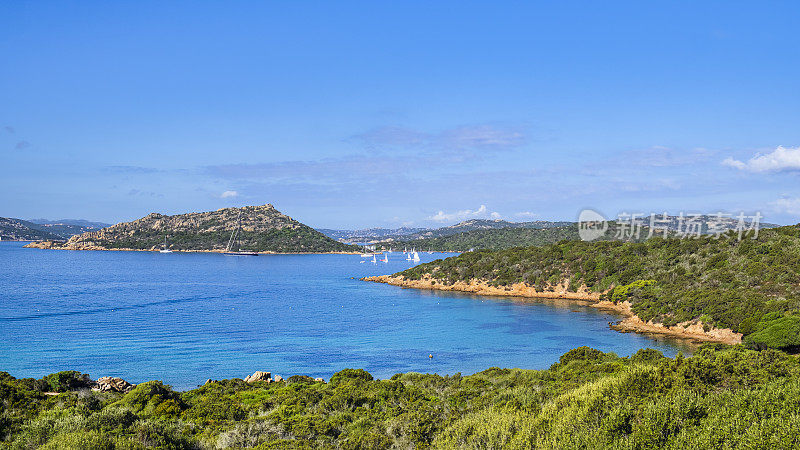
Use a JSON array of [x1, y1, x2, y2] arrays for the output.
[[398, 219, 574, 241], [26, 204, 358, 253], [0, 218, 64, 241], [29, 218, 111, 228], [317, 227, 427, 243], [373, 215, 781, 252], [319, 219, 573, 244], [24, 218, 111, 239], [378, 225, 581, 251]]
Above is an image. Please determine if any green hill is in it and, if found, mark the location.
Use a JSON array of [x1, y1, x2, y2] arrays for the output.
[[0, 218, 63, 241], [378, 225, 581, 251], [27, 204, 358, 253], [2, 345, 798, 448], [397, 224, 800, 351]]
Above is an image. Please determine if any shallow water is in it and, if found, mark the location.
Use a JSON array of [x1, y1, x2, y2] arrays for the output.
[[0, 242, 692, 389]]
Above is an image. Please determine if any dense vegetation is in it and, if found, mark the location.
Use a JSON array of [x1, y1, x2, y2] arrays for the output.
[[99, 225, 357, 253], [2, 346, 798, 448], [398, 225, 800, 351]]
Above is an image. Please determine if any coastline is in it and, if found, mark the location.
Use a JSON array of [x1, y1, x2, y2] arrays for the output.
[[22, 241, 360, 255], [364, 275, 742, 345]]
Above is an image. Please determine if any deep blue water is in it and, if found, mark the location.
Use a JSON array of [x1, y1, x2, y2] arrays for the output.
[[0, 242, 691, 389]]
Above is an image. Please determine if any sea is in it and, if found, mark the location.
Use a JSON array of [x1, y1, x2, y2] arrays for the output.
[[0, 242, 692, 390]]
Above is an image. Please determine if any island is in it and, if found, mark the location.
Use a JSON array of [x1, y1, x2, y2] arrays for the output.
[[24, 204, 359, 254]]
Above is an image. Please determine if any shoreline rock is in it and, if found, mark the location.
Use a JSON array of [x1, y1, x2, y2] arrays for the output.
[[244, 371, 273, 383], [364, 275, 742, 345], [93, 376, 135, 393]]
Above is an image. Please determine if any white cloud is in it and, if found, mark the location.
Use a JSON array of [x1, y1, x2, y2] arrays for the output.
[[220, 190, 239, 198], [352, 123, 527, 153], [439, 125, 526, 150], [428, 205, 502, 223], [770, 197, 800, 216], [514, 211, 539, 219], [723, 146, 800, 173]]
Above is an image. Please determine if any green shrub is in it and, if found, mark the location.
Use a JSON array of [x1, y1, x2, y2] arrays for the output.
[[39, 431, 114, 450], [744, 314, 800, 351], [39, 371, 93, 392], [329, 369, 374, 384]]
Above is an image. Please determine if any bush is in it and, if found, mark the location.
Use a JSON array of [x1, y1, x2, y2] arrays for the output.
[[38, 371, 93, 392], [329, 369, 374, 385], [38, 431, 114, 450], [744, 314, 800, 351]]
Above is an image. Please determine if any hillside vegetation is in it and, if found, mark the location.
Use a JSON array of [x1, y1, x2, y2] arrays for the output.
[[378, 216, 778, 252], [26, 205, 357, 253], [398, 225, 800, 351], [378, 225, 581, 251], [1, 346, 798, 448], [0, 218, 63, 241]]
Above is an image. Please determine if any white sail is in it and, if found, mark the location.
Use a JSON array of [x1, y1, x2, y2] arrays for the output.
[[224, 210, 258, 256], [160, 236, 172, 253]]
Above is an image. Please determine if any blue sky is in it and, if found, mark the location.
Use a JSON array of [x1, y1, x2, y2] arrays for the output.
[[2, 1, 799, 228]]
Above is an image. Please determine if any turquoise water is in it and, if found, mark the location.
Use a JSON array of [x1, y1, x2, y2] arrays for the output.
[[0, 242, 690, 389]]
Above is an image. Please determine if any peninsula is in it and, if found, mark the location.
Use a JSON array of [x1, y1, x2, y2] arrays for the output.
[[367, 224, 800, 350]]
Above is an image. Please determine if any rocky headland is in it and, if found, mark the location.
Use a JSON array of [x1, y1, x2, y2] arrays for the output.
[[364, 275, 742, 345]]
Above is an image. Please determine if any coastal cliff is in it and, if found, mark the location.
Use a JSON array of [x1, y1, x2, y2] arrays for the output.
[[365, 275, 742, 344], [24, 204, 359, 253]]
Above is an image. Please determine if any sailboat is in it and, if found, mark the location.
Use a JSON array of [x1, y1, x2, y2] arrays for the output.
[[412, 251, 421, 262], [382, 252, 389, 263], [371, 254, 377, 264], [360, 244, 373, 258], [223, 211, 259, 256], [159, 236, 172, 253]]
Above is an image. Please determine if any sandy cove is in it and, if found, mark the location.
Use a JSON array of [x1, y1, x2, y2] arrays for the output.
[[364, 275, 742, 345]]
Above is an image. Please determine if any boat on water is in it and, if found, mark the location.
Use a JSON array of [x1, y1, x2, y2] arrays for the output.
[[159, 236, 173, 253], [360, 243, 382, 258], [223, 211, 259, 256], [382, 253, 389, 263], [412, 251, 421, 262]]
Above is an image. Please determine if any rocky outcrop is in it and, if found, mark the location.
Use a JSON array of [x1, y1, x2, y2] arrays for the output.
[[94, 376, 135, 393], [244, 371, 273, 383], [598, 300, 742, 345], [363, 275, 602, 301]]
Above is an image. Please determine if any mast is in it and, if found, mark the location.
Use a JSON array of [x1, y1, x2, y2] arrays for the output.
[[226, 210, 242, 252]]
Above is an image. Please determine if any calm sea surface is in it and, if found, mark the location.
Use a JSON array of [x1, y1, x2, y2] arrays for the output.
[[0, 242, 691, 389]]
